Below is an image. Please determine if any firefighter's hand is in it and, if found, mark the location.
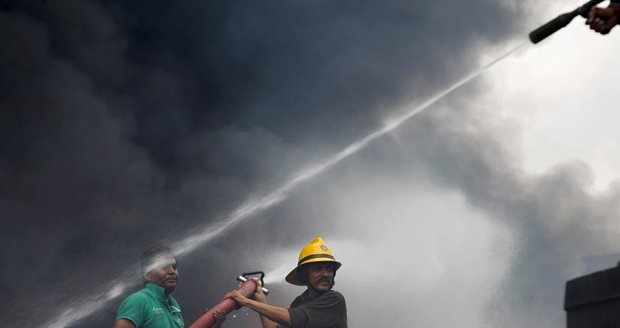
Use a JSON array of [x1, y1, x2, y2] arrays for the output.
[[586, 6, 620, 34], [223, 290, 249, 308], [213, 310, 226, 328], [251, 278, 267, 304]]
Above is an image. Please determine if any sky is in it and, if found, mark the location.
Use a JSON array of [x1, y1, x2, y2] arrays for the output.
[[2, 0, 620, 327]]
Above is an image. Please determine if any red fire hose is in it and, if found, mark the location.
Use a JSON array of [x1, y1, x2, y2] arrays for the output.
[[188, 272, 269, 328]]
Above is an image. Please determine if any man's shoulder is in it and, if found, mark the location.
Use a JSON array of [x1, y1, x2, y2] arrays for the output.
[[322, 290, 345, 301], [121, 288, 151, 304], [116, 288, 151, 322], [291, 289, 346, 308]]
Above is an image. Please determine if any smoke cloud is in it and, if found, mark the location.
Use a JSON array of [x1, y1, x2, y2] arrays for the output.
[[2, 1, 617, 328]]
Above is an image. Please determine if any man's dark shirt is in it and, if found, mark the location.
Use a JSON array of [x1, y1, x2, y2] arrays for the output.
[[281, 289, 347, 328]]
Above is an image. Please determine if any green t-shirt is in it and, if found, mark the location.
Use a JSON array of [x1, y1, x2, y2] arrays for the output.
[[116, 283, 185, 328]]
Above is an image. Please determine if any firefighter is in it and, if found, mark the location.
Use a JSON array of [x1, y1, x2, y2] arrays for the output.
[[223, 237, 347, 328], [587, 0, 620, 34]]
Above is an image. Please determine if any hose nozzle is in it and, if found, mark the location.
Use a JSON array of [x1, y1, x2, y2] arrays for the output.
[[529, 0, 605, 43], [188, 271, 269, 328], [237, 271, 269, 295]]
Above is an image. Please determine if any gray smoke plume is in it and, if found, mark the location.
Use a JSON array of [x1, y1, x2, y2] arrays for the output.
[[2, 1, 616, 328]]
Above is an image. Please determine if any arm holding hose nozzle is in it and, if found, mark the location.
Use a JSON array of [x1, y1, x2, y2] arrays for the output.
[[188, 272, 271, 328], [529, 0, 609, 43], [586, 2, 620, 35], [223, 277, 294, 328], [223, 278, 291, 328]]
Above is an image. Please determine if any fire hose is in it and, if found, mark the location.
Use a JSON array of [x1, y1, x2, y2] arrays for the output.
[[529, 0, 606, 43], [188, 271, 269, 328]]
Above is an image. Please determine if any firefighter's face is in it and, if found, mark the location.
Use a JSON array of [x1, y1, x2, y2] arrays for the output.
[[306, 262, 334, 294], [145, 257, 179, 294]]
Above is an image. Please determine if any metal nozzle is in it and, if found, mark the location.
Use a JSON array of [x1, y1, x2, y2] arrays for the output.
[[237, 274, 269, 295]]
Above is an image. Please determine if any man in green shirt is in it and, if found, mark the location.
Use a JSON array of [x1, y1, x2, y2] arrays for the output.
[[113, 246, 223, 328]]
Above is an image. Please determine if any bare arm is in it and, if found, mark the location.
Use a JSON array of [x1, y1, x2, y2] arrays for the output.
[[113, 319, 136, 328], [241, 297, 290, 328], [259, 312, 278, 328], [223, 283, 291, 328]]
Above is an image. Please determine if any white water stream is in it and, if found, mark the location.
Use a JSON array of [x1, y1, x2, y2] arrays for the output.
[[43, 42, 526, 328]]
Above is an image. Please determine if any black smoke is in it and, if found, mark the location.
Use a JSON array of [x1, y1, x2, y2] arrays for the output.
[[5, 1, 612, 328]]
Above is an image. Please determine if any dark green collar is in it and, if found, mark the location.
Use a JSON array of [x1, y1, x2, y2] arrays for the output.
[[144, 283, 182, 313], [145, 282, 169, 303]]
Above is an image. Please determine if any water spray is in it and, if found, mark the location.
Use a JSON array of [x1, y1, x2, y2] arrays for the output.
[[42, 39, 525, 328], [188, 272, 268, 328], [529, 0, 606, 43]]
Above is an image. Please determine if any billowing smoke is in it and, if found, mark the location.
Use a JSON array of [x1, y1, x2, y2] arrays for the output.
[[1, 1, 617, 328]]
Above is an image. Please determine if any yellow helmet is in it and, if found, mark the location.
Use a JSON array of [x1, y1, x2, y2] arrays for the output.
[[285, 237, 342, 286]]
